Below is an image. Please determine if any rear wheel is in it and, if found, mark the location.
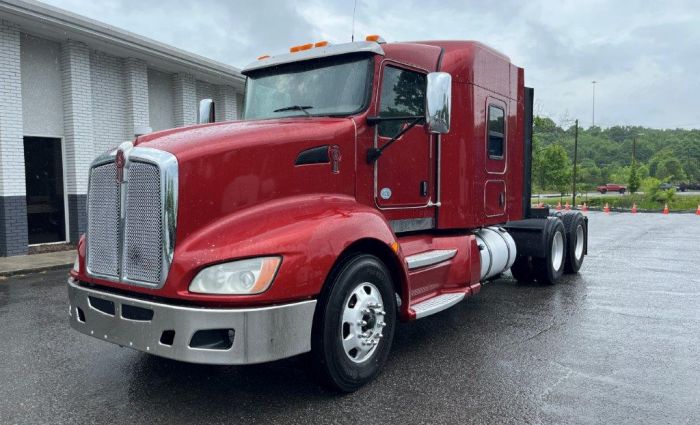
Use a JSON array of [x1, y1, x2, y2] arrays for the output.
[[310, 254, 396, 392], [619, 189, 625, 194], [558, 212, 586, 274], [533, 219, 566, 285]]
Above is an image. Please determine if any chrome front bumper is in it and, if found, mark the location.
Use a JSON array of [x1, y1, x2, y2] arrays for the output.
[[67, 278, 316, 365]]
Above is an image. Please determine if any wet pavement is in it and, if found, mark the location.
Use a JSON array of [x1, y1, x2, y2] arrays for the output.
[[0, 212, 698, 424]]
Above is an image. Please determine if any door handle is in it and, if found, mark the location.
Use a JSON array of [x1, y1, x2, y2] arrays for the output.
[[420, 181, 429, 197], [499, 192, 505, 207]]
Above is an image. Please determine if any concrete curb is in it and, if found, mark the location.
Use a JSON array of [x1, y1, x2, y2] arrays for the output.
[[0, 262, 72, 278], [0, 250, 75, 278]]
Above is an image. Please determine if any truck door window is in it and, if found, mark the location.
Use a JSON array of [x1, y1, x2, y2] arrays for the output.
[[487, 105, 505, 159], [378, 66, 426, 137]]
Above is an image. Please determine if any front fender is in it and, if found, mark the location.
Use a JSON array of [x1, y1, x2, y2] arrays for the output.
[[164, 194, 405, 306]]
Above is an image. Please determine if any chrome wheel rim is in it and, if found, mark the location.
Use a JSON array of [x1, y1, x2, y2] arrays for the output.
[[574, 224, 584, 260], [551, 231, 564, 271], [340, 282, 386, 364]]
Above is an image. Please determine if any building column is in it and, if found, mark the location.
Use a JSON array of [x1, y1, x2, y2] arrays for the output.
[[215, 85, 239, 121], [0, 21, 28, 256], [172, 73, 197, 127], [124, 57, 150, 135], [61, 40, 94, 244]]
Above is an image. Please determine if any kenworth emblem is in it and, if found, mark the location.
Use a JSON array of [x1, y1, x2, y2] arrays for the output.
[[329, 145, 342, 174], [115, 149, 126, 183]]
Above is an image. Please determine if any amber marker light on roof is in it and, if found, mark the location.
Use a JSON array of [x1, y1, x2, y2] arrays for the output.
[[298, 43, 314, 51], [314, 41, 329, 48], [366, 34, 381, 42], [257, 55, 270, 60], [290, 45, 302, 53]]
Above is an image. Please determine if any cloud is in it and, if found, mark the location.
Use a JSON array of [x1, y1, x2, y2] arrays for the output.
[[40, 0, 700, 128]]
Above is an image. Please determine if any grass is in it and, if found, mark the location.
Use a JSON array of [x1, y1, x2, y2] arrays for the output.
[[532, 194, 700, 212]]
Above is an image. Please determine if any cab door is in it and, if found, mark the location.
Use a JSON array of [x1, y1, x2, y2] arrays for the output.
[[374, 64, 432, 208]]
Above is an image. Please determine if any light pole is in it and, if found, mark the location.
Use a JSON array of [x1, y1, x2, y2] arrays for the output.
[[591, 81, 597, 128]]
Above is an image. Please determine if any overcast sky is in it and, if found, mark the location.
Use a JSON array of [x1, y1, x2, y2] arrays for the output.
[[42, 0, 700, 129]]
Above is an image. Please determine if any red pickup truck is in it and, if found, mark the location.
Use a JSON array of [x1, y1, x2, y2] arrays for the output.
[[597, 183, 626, 194]]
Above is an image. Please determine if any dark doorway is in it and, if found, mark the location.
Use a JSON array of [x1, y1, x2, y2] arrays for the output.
[[23, 137, 66, 244]]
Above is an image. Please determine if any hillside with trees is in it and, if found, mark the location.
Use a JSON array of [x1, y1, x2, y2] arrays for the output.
[[531, 117, 700, 195]]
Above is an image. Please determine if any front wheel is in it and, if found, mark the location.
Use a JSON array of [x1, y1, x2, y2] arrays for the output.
[[310, 254, 396, 392], [619, 189, 626, 194]]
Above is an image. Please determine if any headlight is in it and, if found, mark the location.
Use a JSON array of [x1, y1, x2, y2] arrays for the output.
[[72, 255, 79, 272], [189, 257, 281, 295]]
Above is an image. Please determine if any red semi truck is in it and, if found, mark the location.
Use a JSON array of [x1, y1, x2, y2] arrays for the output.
[[68, 37, 588, 391]]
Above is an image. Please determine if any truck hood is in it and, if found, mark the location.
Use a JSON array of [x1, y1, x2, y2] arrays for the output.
[[134, 117, 358, 243], [135, 118, 354, 161]]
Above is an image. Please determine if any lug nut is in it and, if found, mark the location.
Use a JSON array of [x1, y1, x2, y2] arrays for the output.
[[357, 320, 367, 326]]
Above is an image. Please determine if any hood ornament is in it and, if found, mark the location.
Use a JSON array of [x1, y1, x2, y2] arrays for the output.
[[115, 149, 125, 183]]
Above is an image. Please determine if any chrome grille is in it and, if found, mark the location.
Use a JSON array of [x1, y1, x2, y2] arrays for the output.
[[87, 163, 120, 277], [86, 146, 177, 288], [122, 162, 163, 284]]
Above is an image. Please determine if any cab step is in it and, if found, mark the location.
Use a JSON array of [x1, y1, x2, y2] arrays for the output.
[[412, 292, 465, 319], [405, 249, 457, 270]]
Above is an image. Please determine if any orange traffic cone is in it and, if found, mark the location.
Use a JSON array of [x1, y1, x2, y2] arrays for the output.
[[556, 202, 562, 211], [603, 203, 610, 214], [631, 203, 638, 214], [663, 203, 669, 215], [696, 204, 700, 216], [565, 201, 571, 210], [582, 203, 589, 212]]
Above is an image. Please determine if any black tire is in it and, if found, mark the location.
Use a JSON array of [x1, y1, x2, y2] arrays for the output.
[[532, 218, 566, 285], [600, 189, 607, 194], [510, 255, 536, 282], [309, 254, 396, 392], [558, 212, 586, 274], [619, 189, 625, 194]]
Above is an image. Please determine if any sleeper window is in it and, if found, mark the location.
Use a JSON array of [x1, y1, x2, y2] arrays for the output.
[[487, 105, 505, 159]]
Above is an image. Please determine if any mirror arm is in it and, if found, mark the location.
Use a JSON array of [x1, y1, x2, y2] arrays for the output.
[[366, 116, 424, 163]]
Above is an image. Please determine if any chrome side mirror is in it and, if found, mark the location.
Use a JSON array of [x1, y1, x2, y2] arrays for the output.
[[198, 99, 215, 124], [425, 72, 451, 134]]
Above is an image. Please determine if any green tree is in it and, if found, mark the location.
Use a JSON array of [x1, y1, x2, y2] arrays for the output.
[[656, 157, 686, 182], [628, 161, 641, 193], [541, 145, 572, 194]]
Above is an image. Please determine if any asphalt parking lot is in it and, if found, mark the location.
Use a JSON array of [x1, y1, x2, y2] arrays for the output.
[[1, 211, 698, 424]]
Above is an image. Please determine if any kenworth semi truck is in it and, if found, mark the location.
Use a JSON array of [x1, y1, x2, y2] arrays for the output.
[[68, 37, 588, 392]]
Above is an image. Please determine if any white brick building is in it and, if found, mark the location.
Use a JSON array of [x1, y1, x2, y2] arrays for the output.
[[0, 0, 245, 256]]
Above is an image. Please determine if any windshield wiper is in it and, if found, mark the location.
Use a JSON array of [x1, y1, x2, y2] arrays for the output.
[[273, 105, 313, 116]]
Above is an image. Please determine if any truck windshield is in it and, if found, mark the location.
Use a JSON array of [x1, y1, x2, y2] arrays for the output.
[[243, 54, 373, 120]]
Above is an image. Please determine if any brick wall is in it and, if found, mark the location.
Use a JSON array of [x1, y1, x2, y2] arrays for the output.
[[124, 57, 150, 135], [0, 21, 28, 255], [61, 40, 94, 196], [173, 73, 197, 127], [1, 24, 243, 256], [91, 51, 129, 154]]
